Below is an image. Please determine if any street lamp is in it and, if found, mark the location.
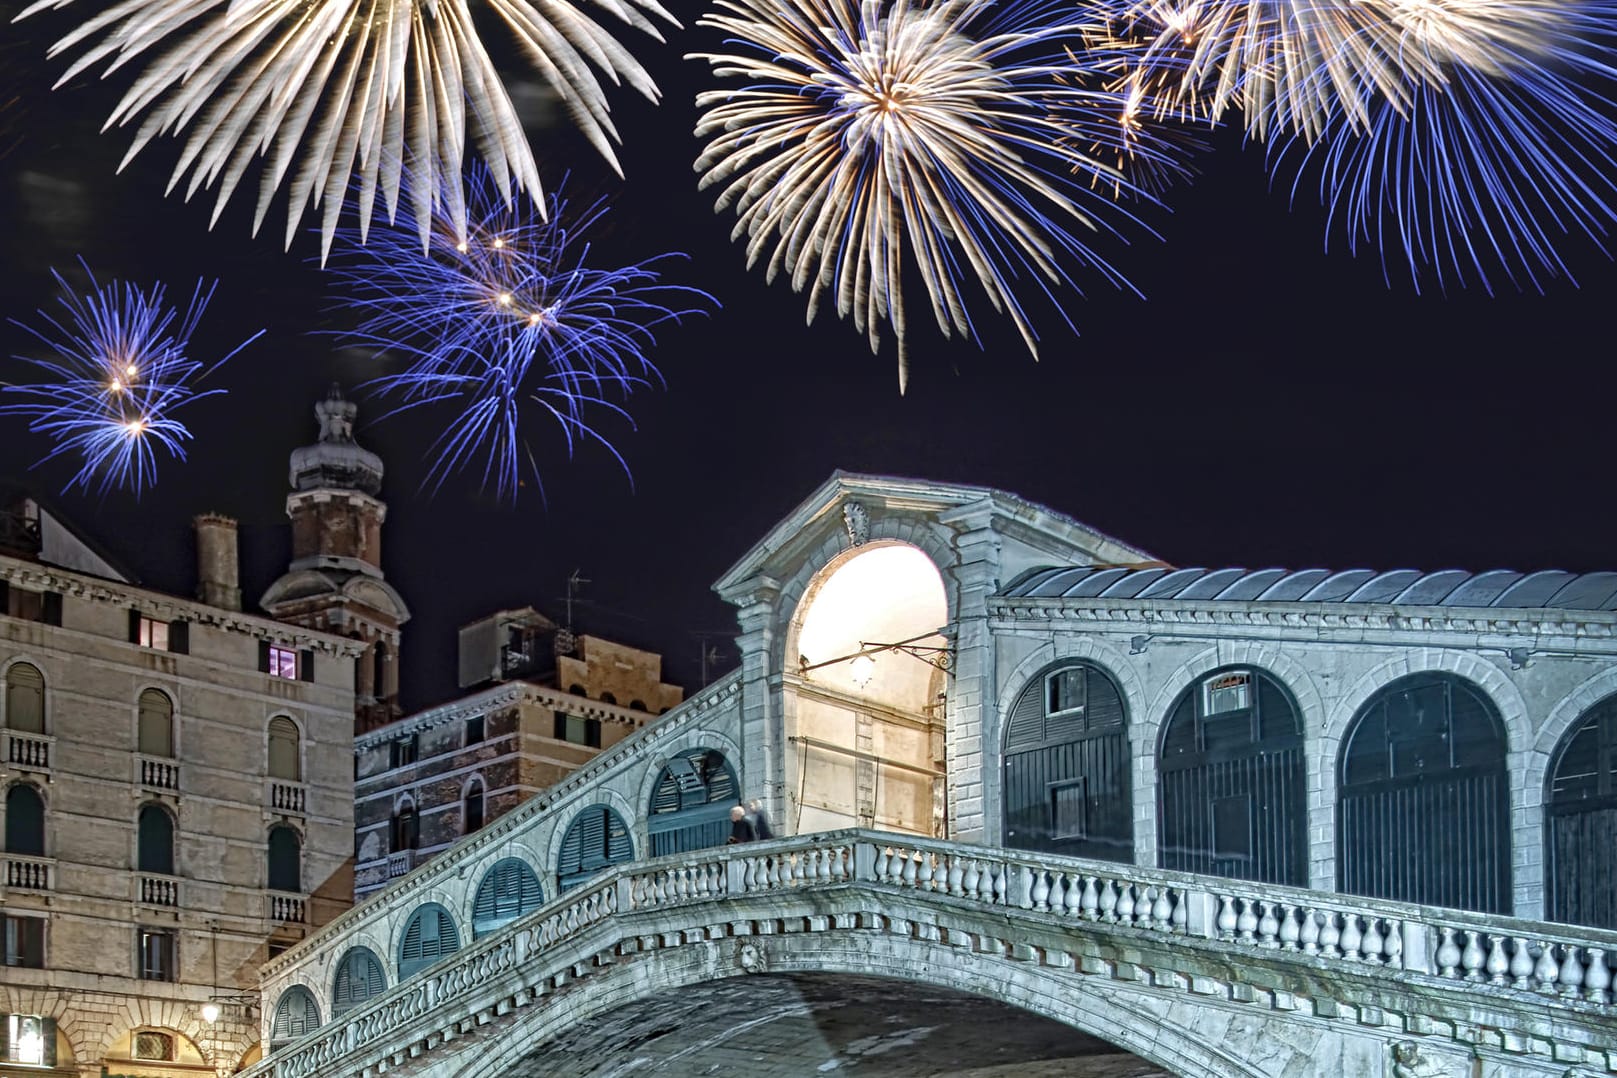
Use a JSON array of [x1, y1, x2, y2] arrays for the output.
[[798, 631, 953, 686]]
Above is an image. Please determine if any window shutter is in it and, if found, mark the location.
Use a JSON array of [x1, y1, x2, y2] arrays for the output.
[[258, 641, 272, 673], [168, 620, 189, 655], [0, 580, 10, 614], [585, 719, 601, 748], [0, 1010, 8, 1058], [299, 650, 315, 682], [41, 1018, 55, 1067], [41, 592, 61, 627], [129, 609, 143, 643], [553, 713, 567, 740]]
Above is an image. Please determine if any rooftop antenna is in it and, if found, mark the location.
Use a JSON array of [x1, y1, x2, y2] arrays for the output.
[[564, 569, 590, 631]]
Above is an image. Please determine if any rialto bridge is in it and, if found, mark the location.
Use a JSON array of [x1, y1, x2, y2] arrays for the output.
[[246, 474, 1617, 1078]]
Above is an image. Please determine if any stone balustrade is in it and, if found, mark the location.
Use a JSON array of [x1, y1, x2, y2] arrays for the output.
[[4, 853, 52, 892], [4, 729, 50, 771], [137, 754, 180, 792], [269, 894, 307, 924], [386, 850, 413, 879], [247, 831, 1617, 1078], [137, 873, 181, 907], [269, 780, 306, 815]]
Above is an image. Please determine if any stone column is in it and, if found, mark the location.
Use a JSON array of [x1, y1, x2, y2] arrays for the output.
[[937, 501, 1002, 845], [727, 578, 782, 826]]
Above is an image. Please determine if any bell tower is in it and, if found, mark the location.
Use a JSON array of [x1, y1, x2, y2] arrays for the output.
[[262, 386, 410, 732]]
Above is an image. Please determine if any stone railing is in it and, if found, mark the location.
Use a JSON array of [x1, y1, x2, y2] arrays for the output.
[[386, 851, 413, 879], [137, 873, 181, 908], [3, 853, 53, 892], [3, 729, 51, 771], [136, 755, 180, 792], [269, 894, 307, 924], [248, 831, 1617, 1078], [268, 781, 306, 815]]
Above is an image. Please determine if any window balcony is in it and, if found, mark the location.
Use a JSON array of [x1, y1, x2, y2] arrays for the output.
[[268, 893, 307, 924], [386, 850, 414, 879], [137, 873, 181, 908], [268, 780, 307, 815], [3, 854, 53, 892], [136, 755, 180, 793], [2, 730, 51, 773]]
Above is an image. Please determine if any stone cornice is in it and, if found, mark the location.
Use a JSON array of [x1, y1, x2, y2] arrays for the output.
[[988, 595, 1617, 649], [0, 556, 364, 657], [259, 670, 746, 982], [353, 681, 664, 751]]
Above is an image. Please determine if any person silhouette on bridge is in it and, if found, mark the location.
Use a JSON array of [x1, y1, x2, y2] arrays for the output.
[[747, 799, 774, 840], [728, 804, 757, 844]]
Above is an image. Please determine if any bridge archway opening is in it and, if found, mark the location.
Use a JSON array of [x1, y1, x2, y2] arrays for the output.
[[1546, 692, 1617, 928], [788, 543, 949, 836], [497, 973, 1169, 1078]]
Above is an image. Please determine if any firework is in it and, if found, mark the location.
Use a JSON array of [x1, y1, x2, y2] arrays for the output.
[[3, 262, 262, 495], [16, 0, 678, 256], [325, 168, 714, 500], [690, 0, 1167, 392]]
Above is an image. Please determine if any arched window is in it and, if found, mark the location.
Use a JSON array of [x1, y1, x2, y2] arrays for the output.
[[556, 805, 633, 891], [138, 690, 174, 757], [630, 700, 648, 712], [5, 784, 45, 856], [1002, 661, 1131, 862], [600, 692, 617, 706], [472, 857, 544, 938], [270, 986, 321, 1048], [391, 800, 418, 852], [268, 825, 301, 893], [463, 780, 485, 834], [1546, 694, 1617, 929], [331, 947, 387, 1016], [1158, 667, 1307, 886], [568, 684, 586, 697], [137, 804, 175, 875], [4, 663, 44, 733], [1339, 674, 1510, 913], [268, 717, 300, 781], [398, 903, 459, 978], [647, 749, 739, 856], [372, 641, 388, 697]]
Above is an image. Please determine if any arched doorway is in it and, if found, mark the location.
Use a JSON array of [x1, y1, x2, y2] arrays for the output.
[[1338, 674, 1511, 913], [647, 748, 739, 856], [1159, 667, 1307, 885], [1545, 693, 1617, 928], [1002, 660, 1131, 861], [556, 805, 633, 891], [787, 544, 949, 836]]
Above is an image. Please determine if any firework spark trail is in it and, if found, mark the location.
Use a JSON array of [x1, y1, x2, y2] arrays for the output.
[[324, 168, 714, 500], [14, 0, 678, 257], [2, 261, 263, 496], [691, 0, 1172, 392]]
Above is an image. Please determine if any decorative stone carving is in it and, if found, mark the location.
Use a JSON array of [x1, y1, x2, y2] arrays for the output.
[[1391, 1041, 1455, 1078], [843, 502, 870, 548], [737, 941, 767, 975]]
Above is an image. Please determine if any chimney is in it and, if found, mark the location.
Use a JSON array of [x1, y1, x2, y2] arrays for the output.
[[194, 514, 241, 611]]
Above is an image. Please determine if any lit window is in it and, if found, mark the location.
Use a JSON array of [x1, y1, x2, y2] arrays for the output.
[[133, 1031, 174, 1061], [4, 1015, 47, 1065], [268, 647, 298, 680], [1203, 672, 1251, 715], [553, 714, 601, 748], [136, 616, 169, 650]]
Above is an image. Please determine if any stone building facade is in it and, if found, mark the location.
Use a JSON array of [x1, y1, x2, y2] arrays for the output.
[[0, 490, 361, 1078]]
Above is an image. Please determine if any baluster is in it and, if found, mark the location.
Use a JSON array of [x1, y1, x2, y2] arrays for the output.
[[1012, 864, 1033, 909], [992, 862, 1008, 905], [947, 856, 965, 897], [1534, 940, 1560, 992], [874, 846, 892, 883], [1583, 948, 1610, 1003], [1338, 913, 1363, 960], [1299, 908, 1320, 954], [818, 848, 832, 881], [1237, 898, 1259, 943], [962, 860, 980, 899], [1216, 895, 1238, 939], [1115, 883, 1135, 924], [1278, 904, 1300, 950], [1318, 911, 1341, 957], [1099, 879, 1118, 923], [1360, 918, 1384, 965], [1062, 873, 1082, 918], [1171, 889, 1187, 934], [1080, 876, 1099, 920], [1030, 868, 1050, 912], [902, 852, 919, 889], [1382, 921, 1402, 968], [1460, 930, 1485, 981], [1152, 887, 1173, 930], [916, 853, 933, 891], [1558, 945, 1585, 998], [1484, 935, 1508, 985], [1510, 937, 1534, 989], [1257, 902, 1280, 948]]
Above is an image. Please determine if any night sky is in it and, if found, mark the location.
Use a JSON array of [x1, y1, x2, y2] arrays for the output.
[[2, 2, 1614, 712]]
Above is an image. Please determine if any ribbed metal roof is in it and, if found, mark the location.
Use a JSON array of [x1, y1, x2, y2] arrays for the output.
[[1001, 566, 1617, 611]]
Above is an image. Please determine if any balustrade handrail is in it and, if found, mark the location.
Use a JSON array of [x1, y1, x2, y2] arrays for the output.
[[248, 829, 1617, 1078]]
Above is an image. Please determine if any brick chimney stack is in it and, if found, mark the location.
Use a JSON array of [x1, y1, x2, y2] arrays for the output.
[[194, 514, 242, 611]]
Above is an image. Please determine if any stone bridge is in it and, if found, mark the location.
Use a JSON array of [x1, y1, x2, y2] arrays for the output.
[[244, 830, 1617, 1078]]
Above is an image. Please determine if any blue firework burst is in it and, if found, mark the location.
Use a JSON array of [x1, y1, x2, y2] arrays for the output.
[[3, 262, 262, 495], [324, 169, 715, 501]]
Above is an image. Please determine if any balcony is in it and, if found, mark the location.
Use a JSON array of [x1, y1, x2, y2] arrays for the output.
[[3, 730, 51, 773], [3, 854, 53, 892], [269, 893, 307, 924], [136, 755, 180, 792], [386, 850, 414, 879], [268, 780, 306, 815], [137, 873, 181, 908]]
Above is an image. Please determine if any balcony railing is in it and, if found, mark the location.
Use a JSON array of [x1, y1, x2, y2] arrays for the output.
[[269, 780, 307, 815], [3, 730, 51, 772], [138, 873, 181, 907], [3, 854, 53, 892], [269, 893, 307, 924], [137, 755, 180, 792], [386, 850, 414, 879]]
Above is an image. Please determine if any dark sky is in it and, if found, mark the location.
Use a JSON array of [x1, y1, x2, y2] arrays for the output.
[[2, 3, 1614, 712]]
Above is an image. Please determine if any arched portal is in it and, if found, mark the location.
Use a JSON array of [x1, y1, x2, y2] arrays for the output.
[[787, 544, 949, 836], [1545, 693, 1617, 928], [647, 748, 739, 856], [556, 805, 633, 891]]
